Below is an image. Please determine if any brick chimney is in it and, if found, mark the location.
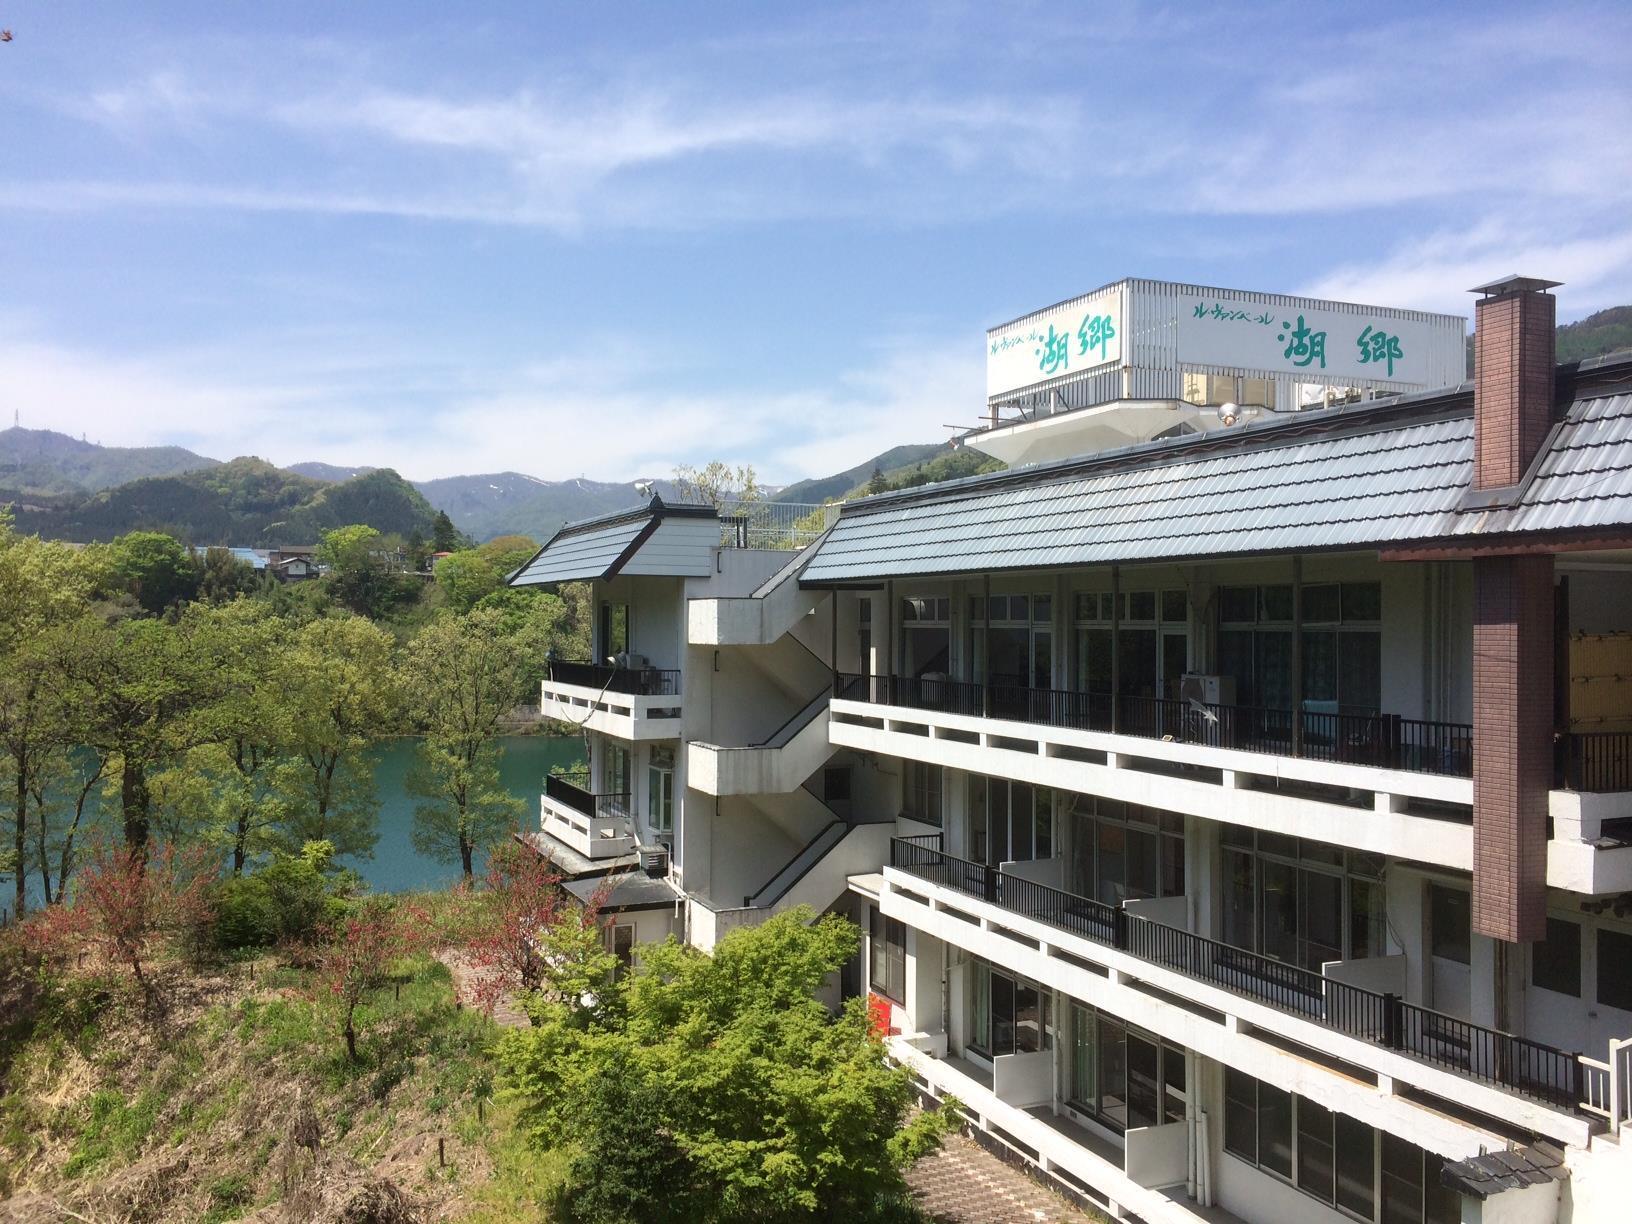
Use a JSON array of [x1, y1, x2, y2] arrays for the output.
[[1468, 275, 1560, 945], [1471, 275, 1559, 491]]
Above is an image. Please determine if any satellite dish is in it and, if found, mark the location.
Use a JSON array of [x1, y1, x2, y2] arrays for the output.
[[1217, 401, 1239, 427]]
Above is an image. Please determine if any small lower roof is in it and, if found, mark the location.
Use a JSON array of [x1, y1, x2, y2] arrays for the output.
[[515, 830, 639, 880], [562, 870, 681, 912], [509, 494, 720, 586], [1440, 1141, 1566, 1200]]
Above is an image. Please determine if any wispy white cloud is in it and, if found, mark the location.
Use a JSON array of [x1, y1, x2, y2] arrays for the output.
[[1300, 217, 1632, 316], [0, 323, 978, 485]]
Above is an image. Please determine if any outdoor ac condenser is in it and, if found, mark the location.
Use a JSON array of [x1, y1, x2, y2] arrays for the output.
[[1178, 674, 1235, 706]]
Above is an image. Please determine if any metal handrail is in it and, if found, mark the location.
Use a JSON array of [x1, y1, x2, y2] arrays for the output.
[[544, 773, 629, 822], [839, 674, 1474, 780], [1560, 730, 1632, 792], [547, 658, 682, 697], [888, 837, 1588, 1114]]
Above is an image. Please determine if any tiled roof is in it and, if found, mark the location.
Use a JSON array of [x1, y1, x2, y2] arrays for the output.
[[801, 365, 1632, 583], [1439, 1141, 1566, 1201], [509, 495, 719, 586]]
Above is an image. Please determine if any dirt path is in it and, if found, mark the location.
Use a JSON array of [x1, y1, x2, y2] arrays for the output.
[[435, 950, 530, 1029]]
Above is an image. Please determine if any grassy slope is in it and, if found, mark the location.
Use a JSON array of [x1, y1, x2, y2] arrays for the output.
[[0, 953, 557, 1222]]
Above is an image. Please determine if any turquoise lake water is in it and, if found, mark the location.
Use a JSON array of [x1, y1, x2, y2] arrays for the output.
[[362, 734, 583, 891], [14, 736, 584, 908]]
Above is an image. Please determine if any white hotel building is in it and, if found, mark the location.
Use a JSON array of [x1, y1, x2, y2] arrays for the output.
[[511, 277, 1632, 1224]]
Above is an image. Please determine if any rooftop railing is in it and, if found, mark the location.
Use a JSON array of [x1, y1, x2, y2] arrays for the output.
[[547, 658, 681, 698], [717, 501, 839, 550], [837, 673, 1473, 779], [890, 836, 1585, 1114]]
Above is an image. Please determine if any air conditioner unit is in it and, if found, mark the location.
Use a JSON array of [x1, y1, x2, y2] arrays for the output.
[[1179, 674, 1235, 706], [641, 847, 670, 878], [615, 651, 650, 670]]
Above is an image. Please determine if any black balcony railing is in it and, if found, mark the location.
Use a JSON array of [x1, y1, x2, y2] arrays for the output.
[[547, 658, 681, 697], [837, 674, 1474, 780], [544, 772, 630, 822], [1560, 730, 1632, 792], [889, 836, 1584, 1113]]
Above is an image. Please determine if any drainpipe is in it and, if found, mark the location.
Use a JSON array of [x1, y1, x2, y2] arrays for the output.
[[1110, 566, 1122, 732], [885, 580, 895, 704], [1291, 555, 1303, 757], [829, 592, 839, 695], [982, 574, 993, 717]]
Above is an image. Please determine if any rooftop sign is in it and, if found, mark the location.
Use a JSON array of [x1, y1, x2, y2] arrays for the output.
[[986, 284, 1124, 399], [1176, 293, 1447, 385], [986, 279, 1467, 404]]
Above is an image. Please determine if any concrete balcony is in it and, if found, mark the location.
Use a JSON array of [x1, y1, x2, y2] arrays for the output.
[[830, 679, 1632, 893], [539, 659, 681, 742], [540, 773, 636, 860], [890, 1040, 1244, 1224], [883, 837, 1599, 1152]]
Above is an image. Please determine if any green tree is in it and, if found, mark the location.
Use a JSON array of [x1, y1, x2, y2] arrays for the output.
[[498, 908, 957, 1223], [109, 531, 200, 615], [186, 600, 295, 873], [432, 509, 462, 553], [318, 524, 413, 619], [866, 465, 888, 496], [195, 546, 260, 604], [277, 614, 398, 862], [672, 461, 763, 511], [403, 609, 529, 880], [433, 534, 539, 614], [61, 614, 220, 853], [0, 516, 100, 915]]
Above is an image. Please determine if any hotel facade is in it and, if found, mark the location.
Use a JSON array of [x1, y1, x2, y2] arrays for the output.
[[512, 277, 1632, 1224]]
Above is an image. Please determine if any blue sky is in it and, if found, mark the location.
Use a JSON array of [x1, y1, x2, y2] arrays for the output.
[[1, 2, 1629, 484]]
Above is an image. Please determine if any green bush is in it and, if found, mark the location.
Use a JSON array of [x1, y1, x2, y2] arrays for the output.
[[212, 842, 352, 951]]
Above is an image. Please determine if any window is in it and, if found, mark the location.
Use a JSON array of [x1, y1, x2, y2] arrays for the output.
[[1296, 1097, 1335, 1203], [1069, 1003, 1185, 1134], [1228, 1067, 1451, 1224], [1216, 580, 1380, 711], [1533, 917, 1581, 997], [605, 923, 635, 979], [904, 760, 943, 827], [969, 775, 1052, 866], [646, 745, 674, 835], [870, 908, 906, 1005], [972, 592, 1052, 689], [600, 742, 630, 800], [600, 601, 630, 658], [1598, 928, 1632, 1011], [969, 959, 1052, 1058], [1224, 1068, 1257, 1162], [1336, 1112, 1377, 1218], [1429, 885, 1471, 965], [1068, 795, 1185, 906], [901, 594, 950, 677], [1216, 831, 1380, 971]]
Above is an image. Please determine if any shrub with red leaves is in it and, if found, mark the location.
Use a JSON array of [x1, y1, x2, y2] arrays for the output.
[[310, 897, 429, 1062], [21, 840, 216, 1007], [458, 841, 568, 1018]]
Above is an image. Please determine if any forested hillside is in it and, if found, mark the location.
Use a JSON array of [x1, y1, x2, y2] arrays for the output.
[[3, 459, 441, 545], [0, 426, 218, 495]]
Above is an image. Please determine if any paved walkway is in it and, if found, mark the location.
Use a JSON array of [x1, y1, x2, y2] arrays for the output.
[[907, 1132, 1106, 1223]]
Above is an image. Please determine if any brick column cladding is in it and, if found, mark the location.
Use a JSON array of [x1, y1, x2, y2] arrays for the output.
[[1472, 553, 1551, 943], [1469, 284, 1556, 944]]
